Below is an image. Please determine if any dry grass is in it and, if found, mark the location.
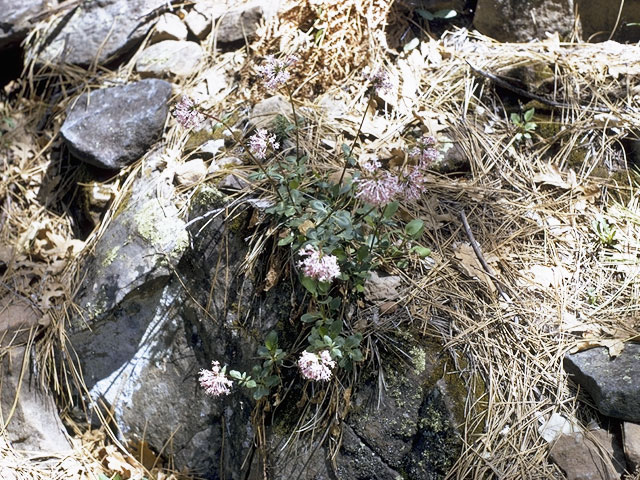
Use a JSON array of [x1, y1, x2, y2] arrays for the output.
[[1, 2, 640, 479]]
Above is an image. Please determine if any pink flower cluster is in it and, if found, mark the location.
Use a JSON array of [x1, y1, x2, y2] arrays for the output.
[[298, 350, 336, 381], [355, 136, 439, 205], [364, 67, 393, 95], [174, 95, 204, 129], [199, 361, 233, 397], [257, 55, 298, 90], [249, 129, 279, 160], [298, 245, 341, 283]]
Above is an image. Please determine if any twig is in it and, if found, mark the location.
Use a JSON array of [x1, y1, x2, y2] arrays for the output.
[[459, 210, 520, 324]]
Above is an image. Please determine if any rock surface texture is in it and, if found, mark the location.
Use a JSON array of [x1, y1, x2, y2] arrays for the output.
[[473, 0, 575, 42], [576, 0, 640, 43], [36, 0, 167, 66], [624, 422, 640, 470], [563, 344, 640, 422], [136, 40, 203, 77], [0, 0, 52, 49], [549, 429, 625, 480], [60, 79, 171, 170], [1, 347, 71, 453]]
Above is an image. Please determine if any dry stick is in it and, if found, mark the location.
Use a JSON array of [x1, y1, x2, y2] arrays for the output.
[[459, 210, 521, 325], [464, 60, 614, 114]]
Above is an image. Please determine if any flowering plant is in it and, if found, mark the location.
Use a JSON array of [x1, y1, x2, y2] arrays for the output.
[[174, 58, 438, 400]]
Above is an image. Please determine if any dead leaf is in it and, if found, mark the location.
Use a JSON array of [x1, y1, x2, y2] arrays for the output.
[[453, 242, 496, 294], [533, 164, 576, 189], [522, 265, 570, 289], [570, 337, 626, 357]]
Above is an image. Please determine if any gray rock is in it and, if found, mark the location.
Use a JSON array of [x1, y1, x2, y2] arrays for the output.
[[249, 95, 293, 130], [60, 79, 171, 170], [564, 344, 640, 422], [213, 3, 264, 43], [36, 0, 168, 66], [0, 294, 40, 347], [549, 430, 622, 480], [0, 0, 50, 50], [1, 346, 71, 453], [363, 270, 402, 305], [624, 422, 640, 470], [175, 158, 207, 186], [136, 40, 203, 78], [68, 181, 280, 477], [186, 1, 268, 43], [151, 12, 188, 42], [473, 0, 575, 42]]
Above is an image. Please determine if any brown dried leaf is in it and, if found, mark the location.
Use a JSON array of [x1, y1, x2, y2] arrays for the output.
[[453, 242, 496, 294], [570, 338, 626, 357]]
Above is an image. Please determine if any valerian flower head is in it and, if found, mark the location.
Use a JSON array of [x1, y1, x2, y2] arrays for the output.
[[409, 135, 439, 169], [298, 245, 341, 283], [355, 165, 401, 206], [298, 350, 336, 381], [173, 95, 204, 129], [249, 129, 279, 160], [364, 67, 393, 95], [199, 361, 233, 397], [257, 54, 298, 90], [401, 165, 428, 202]]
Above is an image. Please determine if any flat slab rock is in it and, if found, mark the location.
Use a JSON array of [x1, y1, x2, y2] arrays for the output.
[[60, 79, 171, 170], [136, 40, 203, 78], [564, 344, 640, 422], [35, 0, 167, 66]]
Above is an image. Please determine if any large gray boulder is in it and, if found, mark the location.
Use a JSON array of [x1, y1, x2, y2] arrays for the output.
[[473, 0, 575, 42], [35, 0, 167, 66], [564, 344, 640, 422], [60, 79, 171, 170], [0, 0, 52, 50]]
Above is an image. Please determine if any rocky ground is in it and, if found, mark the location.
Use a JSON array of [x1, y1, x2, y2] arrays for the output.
[[1, 1, 640, 480]]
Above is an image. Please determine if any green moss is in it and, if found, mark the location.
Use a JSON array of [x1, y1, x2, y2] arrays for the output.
[[101, 245, 120, 267], [228, 209, 249, 233], [190, 184, 225, 211], [134, 201, 165, 246], [567, 146, 589, 169]]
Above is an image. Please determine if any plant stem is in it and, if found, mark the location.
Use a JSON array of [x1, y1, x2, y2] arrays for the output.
[[200, 110, 284, 202], [285, 85, 301, 162], [338, 94, 370, 186]]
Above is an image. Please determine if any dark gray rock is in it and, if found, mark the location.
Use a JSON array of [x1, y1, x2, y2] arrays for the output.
[[564, 344, 640, 422], [186, 1, 269, 43], [60, 79, 171, 170], [577, 0, 640, 43], [214, 4, 264, 44], [1, 346, 71, 453], [35, 0, 167, 66], [0, 0, 50, 49], [473, 0, 575, 42]]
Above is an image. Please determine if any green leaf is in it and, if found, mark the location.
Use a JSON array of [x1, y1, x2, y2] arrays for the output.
[[277, 234, 294, 246], [265, 330, 278, 351], [510, 112, 521, 124], [416, 8, 434, 20], [229, 370, 242, 380], [412, 245, 431, 257], [524, 108, 535, 122], [524, 122, 537, 131], [245, 380, 257, 388], [264, 375, 280, 387], [301, 312, 322, 323], [309, 200, 327, 213], [383, 201, 399, 219], [349, 348, 364, 362], [357, 245, 370, 262], [341, 143, 352, 157], [333, 210, 352, 229], [435, 9, 457, 18], [253, 387, 270, 400], [405, 219, 424, 238], [300, 275, 318, 296]]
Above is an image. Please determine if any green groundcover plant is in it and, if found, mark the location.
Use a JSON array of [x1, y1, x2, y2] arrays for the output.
[[174, 55, 439, 401]]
